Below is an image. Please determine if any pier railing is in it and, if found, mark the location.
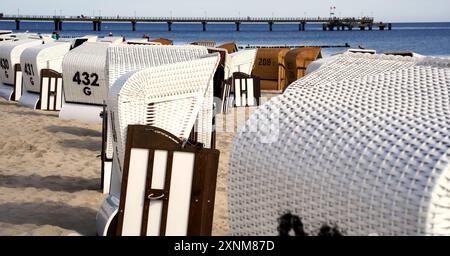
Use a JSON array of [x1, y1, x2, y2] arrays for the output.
[[0, 14, 374, 23]]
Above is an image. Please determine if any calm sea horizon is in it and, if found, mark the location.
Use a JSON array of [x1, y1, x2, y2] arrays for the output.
[[1, 21, 449, 57]]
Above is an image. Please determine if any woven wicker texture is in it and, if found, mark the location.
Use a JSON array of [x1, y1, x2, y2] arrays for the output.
[[108, 54, 220, 174], [0, 39, 42, 85], [285, 52, 419, 92], [105, 45, 210, 159], [62, 42, 109, 105], [229, 55, 450, 236], [20, 42, 70, 93]]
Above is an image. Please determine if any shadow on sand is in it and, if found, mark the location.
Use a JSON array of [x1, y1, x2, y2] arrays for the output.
[[7, 110, 58, 117], [60, 139, 101, 152], [0, 174, 100, 193], [0, 201, 98, 235], [46, 125, 101, 137]]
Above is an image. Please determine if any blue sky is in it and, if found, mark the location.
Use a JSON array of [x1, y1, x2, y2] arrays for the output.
[[1, 0, 450, 22]]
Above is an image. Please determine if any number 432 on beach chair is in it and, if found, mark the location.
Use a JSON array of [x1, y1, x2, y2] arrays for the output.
[[97, 125, 220, 236]]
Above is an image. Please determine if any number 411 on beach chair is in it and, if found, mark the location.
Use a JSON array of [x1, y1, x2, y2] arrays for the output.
[[97, 125, 220, 236]]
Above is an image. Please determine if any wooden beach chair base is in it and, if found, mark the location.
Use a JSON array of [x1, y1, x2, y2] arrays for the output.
[[59, 103, 103, 124], [17, 91, 40, 109], [0, 83, 15, 101], [96, 125, 220, 236], [221, 72, 261, 113]]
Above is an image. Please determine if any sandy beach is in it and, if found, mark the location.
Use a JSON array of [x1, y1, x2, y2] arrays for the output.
[[0, 95, 267, 236]]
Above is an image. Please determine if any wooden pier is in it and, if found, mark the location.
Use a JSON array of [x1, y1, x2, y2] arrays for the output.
[[0, 15, 391, 32]]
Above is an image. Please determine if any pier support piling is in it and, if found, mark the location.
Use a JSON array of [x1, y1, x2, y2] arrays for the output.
[[322, 23, 327, 31], [132, 21, 136, 31], [300, 22, 306, 31], [15, 20, 20, 30], [360, 25, 365, 31], [97, 21, 101, 31], [202, 21, 207, 31], [388, 23, 392, 30], [368, 26, 372, 31], [235, 22, 240, 31], [168, 22, 172, 31], [54, 20, 62, 31], [269, 22, 273, 32]]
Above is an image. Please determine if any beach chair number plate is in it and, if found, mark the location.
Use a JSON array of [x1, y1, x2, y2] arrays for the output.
[[72, 71, 99, 96], [0, 58, 9, 78], [23, 63, 35, 86], [258, 58, 272, 66]]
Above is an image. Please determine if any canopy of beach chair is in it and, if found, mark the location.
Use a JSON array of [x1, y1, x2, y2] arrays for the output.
[[101, 44, 213, 194], [105, 44, 211, 159]]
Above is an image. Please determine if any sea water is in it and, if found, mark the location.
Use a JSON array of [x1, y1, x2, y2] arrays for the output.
[[1, 21, 449, 56]]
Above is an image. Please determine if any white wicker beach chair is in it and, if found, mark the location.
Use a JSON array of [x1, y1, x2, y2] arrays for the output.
[[96, 54, 220, 236], [59, 42, 109, 123], [229, 49, 257, 75], [0, 39, 43, 101], [102, 45, 211, 194], [228, 57, 450, 236], [286, 52, 419, 92], [17, 42, 70, 110]]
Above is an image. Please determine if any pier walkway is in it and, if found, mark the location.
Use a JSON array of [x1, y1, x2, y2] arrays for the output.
[[0, 15, 391, 32]]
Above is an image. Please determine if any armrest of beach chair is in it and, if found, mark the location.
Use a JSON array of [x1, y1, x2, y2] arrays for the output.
[[231, 72, 261, 108], [115, 125, 220, 236], [39, 69, 63, 111], [12, 64, 22, 101]]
